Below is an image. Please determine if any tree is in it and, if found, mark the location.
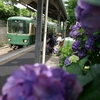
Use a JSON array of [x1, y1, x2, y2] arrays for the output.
[[0, 0, 37, 21], [65, 0, 77, 35], [0, 1, 16, 21], [3, 0, 18, 5]]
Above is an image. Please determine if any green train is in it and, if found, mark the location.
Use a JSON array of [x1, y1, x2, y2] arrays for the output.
[[7, 16, 57, 49]]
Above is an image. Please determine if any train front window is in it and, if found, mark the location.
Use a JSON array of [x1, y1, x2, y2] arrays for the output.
[[8, 20, 29, 34]]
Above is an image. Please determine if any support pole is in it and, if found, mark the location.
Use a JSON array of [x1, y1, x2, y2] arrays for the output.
[[57, 13, 60, 33], [35, 0, 44, 63], [42, 0, 49, 64], [64, 21, 67, 37], [63, 21, 65, 38]]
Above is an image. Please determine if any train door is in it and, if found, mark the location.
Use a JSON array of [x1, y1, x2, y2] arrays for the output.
[[29, 22, 36, 35], [29, 23, 36, 43]]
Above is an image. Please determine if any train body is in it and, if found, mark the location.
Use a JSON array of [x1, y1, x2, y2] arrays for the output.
[[7, 16, 57, 49]]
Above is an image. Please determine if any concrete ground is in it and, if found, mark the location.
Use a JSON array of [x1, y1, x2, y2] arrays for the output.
[[45, 54, 60, 68]]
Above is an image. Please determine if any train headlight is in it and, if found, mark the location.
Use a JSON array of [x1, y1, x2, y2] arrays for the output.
[[23, 39, 28, 43], [8, 38, 11, 41]]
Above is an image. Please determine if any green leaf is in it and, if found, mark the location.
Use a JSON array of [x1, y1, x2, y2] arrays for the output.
[[77, 64, 100, 100], [77, 73, 100, 100], [77, 75, 92, 86], [63, 64, 100, 99], [62, 63, 82, 75], [78, 56, 89, 68], [78, 64, 100, 86], [96, 43, 100, 48], [87, 64, 100, 78]]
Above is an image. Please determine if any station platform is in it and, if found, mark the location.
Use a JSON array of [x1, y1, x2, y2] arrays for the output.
[[45, 54, 60, 68]]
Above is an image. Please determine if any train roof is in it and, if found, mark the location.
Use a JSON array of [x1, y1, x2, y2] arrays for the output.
[[47, 21, 57, 26], [7, 16, 35, 22], [8, 16, 57, 26]]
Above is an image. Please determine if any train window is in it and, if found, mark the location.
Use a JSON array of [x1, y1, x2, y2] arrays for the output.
[[8, 20, 29, 34]]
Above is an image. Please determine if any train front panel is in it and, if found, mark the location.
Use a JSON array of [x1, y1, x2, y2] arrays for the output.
[[7, 16, 36, 48]]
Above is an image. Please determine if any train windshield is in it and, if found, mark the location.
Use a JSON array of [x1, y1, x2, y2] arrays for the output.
[[8, 20, 29, 34]]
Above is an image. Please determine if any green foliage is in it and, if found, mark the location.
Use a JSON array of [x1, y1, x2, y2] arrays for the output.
[[58, 44, 73, 67], [65, 0, 77, 29], [19, 9, 31, 16], [0, 1, 37, 21], [77, 64, 100, 100], [0, 1, 17, 20], [78, 55, 89, 68], [58, 38, 75, 67], [62, 61, 100, 99], [63, 63, 82, 75]]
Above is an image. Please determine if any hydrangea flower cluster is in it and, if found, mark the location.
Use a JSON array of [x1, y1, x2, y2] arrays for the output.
[[72, 40, 81, 52], [65, 0, 100, 66], [53, 47, 59, 54], [64, 55, 79, 67], [69, 55, 79, 63], [75, 0, 100, 34], [0, 63, 82, 100], [69, 22, 82, 39]]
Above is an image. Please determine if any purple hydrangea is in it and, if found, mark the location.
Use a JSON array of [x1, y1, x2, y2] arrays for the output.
[[54, 47, 59, 54], [78, 48, 87, 58], [78, 0, 91, 9], [0, 63, 82, 100], [70, 22, 82, 39], [85, 36, 95, 50], [72, 40, 81, 52], [85, 35, 100, 51], [75, 6, 83, 22], [64, 57, 70, 66], [70, 30, 81, 39], [75, 0, 100, 34], [72, 22, 81, 30]]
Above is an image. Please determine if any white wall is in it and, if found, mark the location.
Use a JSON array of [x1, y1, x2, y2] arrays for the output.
[[0, 20, 7, 44]]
